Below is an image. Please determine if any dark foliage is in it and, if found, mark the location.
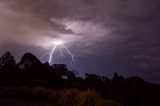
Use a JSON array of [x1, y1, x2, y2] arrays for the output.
[[0, 52, 160, 106]]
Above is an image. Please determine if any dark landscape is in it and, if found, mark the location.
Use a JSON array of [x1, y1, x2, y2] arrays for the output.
[[0, 0, 160, 106], [0, 51, 160, 106]]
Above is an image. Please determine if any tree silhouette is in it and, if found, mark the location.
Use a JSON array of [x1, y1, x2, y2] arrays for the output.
[[0, 51, 160, 106]]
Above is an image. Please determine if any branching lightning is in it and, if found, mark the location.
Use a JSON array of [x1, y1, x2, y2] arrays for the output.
[[48, 40, 75, 65], [62, 46, 75, 63]]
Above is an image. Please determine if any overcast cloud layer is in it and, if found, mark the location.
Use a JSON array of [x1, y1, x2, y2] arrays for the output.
[[0, 0, 160, 83]]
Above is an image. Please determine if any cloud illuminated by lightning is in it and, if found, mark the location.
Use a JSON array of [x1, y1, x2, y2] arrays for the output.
[[48, 39, 75, 65]]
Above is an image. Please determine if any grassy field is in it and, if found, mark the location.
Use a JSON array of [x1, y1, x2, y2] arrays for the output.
[[0, 87, 122, 106]]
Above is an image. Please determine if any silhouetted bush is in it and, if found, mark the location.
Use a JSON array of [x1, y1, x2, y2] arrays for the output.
[[78, 90, 100, 106], [58, 89, 80, 106]]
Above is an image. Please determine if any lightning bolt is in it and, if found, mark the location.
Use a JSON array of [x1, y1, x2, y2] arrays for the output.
[[62, 46, 75, 64], [48, 45, 57, 64], [59, 47, 65, 57], [47, 40, 75, 65]]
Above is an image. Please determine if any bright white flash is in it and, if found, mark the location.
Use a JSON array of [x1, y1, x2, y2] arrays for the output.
[[54, 40, 64, 46], [48, 40, 75, 64]]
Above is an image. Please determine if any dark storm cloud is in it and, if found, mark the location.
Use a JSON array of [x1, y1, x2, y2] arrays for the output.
[[0, 0, 160, 83]]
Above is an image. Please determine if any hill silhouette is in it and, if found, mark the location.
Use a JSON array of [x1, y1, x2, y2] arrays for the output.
[[0, 51, 160, 106]]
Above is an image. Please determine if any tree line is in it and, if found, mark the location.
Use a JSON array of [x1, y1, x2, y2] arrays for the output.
[[0, 51, 160, 106]]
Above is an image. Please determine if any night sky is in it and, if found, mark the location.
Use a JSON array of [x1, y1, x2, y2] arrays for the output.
[[0, 0, 160, 83]]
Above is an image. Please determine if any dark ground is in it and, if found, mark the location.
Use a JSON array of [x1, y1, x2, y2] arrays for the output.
[[0, 98, 51, 106]]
